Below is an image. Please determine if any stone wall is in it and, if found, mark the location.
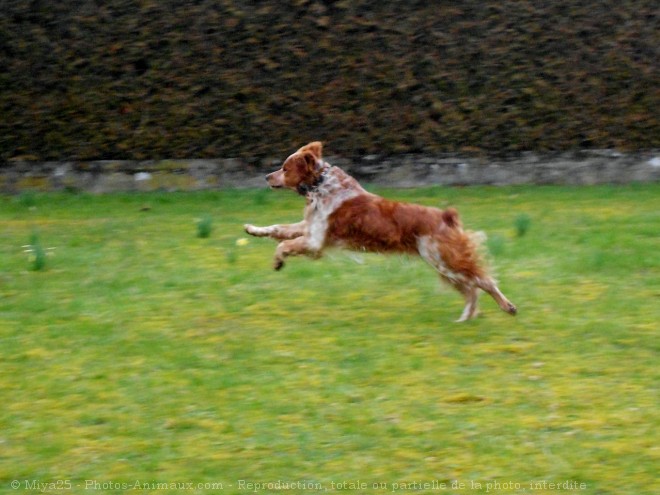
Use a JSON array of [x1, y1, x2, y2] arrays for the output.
[[1, 150, 659, 194]]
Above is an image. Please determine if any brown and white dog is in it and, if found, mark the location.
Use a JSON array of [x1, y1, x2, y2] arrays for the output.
[[245, 142, 517, 321]]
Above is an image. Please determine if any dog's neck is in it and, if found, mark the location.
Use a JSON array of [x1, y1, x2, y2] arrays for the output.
[[298, 162, 331, 196]]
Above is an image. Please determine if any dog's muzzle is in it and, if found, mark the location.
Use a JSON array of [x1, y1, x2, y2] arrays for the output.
[[266, 172, 283, 189]]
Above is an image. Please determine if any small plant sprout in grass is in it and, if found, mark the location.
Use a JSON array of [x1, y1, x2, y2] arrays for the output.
[[225, 247, 238, 265], [486, 233, 506, 257], [16, 191, 37, 209], [22, 232, 54, 271], [253, 188, 271, 206], [226, 238, 249, 265], [195, 215, 213, 238], [515, 213, 532, 237]]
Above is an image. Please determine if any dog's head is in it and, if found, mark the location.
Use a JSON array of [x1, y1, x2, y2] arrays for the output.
[[266, 142, 324, 195]]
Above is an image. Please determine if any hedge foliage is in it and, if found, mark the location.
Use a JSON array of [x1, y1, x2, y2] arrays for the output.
[[1, 0, 658, 161]]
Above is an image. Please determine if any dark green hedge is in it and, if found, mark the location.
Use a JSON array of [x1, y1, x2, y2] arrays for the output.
[[1, 0, 658, 161]]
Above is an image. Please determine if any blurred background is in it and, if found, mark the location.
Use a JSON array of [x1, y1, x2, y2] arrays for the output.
[[1, 0, 658, 163]]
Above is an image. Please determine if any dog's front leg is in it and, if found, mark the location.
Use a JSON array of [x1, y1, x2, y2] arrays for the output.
[[273, 236, 320, 270], [245, 221, 306, 240]]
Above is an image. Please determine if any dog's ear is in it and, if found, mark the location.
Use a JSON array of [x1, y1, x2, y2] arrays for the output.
[[293, 151, 323, 195], [302, 151, 320, 172], [298, 141, 323, 160]]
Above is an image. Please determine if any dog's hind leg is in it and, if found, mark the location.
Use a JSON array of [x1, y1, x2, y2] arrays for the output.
[[475, 276, 517, 316], [418, 235, 480, 322], [455, 282, 480, 322]]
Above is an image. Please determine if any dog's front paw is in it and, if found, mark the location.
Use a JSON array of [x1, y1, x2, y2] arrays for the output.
[[273, 258, 285, 271], [244, 224, 262, 237]]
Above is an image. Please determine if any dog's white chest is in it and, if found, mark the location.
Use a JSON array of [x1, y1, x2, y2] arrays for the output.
[[304, 169, 363, 250]]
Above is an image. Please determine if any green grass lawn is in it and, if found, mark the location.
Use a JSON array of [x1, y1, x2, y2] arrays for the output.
[[1, 185, 658, 494]]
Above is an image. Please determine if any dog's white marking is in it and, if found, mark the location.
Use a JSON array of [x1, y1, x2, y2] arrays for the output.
[[303, 166, 365, 252]]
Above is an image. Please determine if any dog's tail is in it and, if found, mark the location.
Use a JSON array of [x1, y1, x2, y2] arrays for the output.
[[469, 229, 493, 278], [442, 207, 492, 276], [436, 213, 489, 279], [441, 208, 461, 229], [441, 209, 487, 258]]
